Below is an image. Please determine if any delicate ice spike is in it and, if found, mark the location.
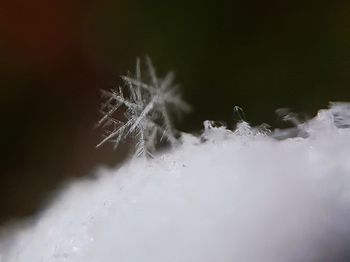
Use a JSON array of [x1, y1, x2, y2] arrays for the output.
[[145, 56, 159, 88]]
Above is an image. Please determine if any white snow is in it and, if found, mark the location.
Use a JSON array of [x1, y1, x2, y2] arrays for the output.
[[1, 103, 350, 262]]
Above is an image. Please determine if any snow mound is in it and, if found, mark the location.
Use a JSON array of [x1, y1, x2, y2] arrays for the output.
[[1, 103, 350, 262]]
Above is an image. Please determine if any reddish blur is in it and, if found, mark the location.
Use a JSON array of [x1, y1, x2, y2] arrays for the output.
[[0, 0, 134, 224]]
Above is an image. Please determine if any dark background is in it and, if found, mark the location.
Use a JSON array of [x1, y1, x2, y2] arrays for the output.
[[1, 0, 350, 225]]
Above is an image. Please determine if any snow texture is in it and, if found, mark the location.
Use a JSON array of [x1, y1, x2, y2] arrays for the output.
[[1, 103, 350, 262], [96, 57, 190, 157]]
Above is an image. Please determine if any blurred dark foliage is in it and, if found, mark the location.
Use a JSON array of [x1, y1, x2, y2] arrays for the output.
[[1, 0, 350, 224]]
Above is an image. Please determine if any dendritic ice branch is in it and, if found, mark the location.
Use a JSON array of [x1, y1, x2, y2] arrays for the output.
[[96, 57, 190, 158]]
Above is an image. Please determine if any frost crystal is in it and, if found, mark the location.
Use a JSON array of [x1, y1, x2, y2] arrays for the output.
[[96, 57, 190, 157]]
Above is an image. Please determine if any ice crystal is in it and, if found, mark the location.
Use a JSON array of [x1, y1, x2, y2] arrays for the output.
[[96, 57, 190, 157]]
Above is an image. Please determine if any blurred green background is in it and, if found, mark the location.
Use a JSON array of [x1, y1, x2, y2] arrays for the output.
[[1, 0, 350, 224]]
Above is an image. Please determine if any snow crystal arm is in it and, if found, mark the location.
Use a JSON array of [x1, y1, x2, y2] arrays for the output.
[[170, 96, 191, 113], [145, 56, 159, 88], [121, 76, 154, 93], [97, 102, 122, 128], [145, 126, 158, 153], [134, 58, 142, 101], [96, 118, 133, 148], [134, 128, 148, 158], [160, 71, 175, 91], [100, 89, 140, 110], [128, 95, 158, 134], [109, 90, 141, 110], [163, 87, 191, 113], [159, 103, 177, 145]]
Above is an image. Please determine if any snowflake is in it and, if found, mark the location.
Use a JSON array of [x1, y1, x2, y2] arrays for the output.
[[96, 57, 190, 157]]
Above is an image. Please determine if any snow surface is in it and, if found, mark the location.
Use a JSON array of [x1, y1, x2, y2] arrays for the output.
[[1, 104, 350, 262]]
